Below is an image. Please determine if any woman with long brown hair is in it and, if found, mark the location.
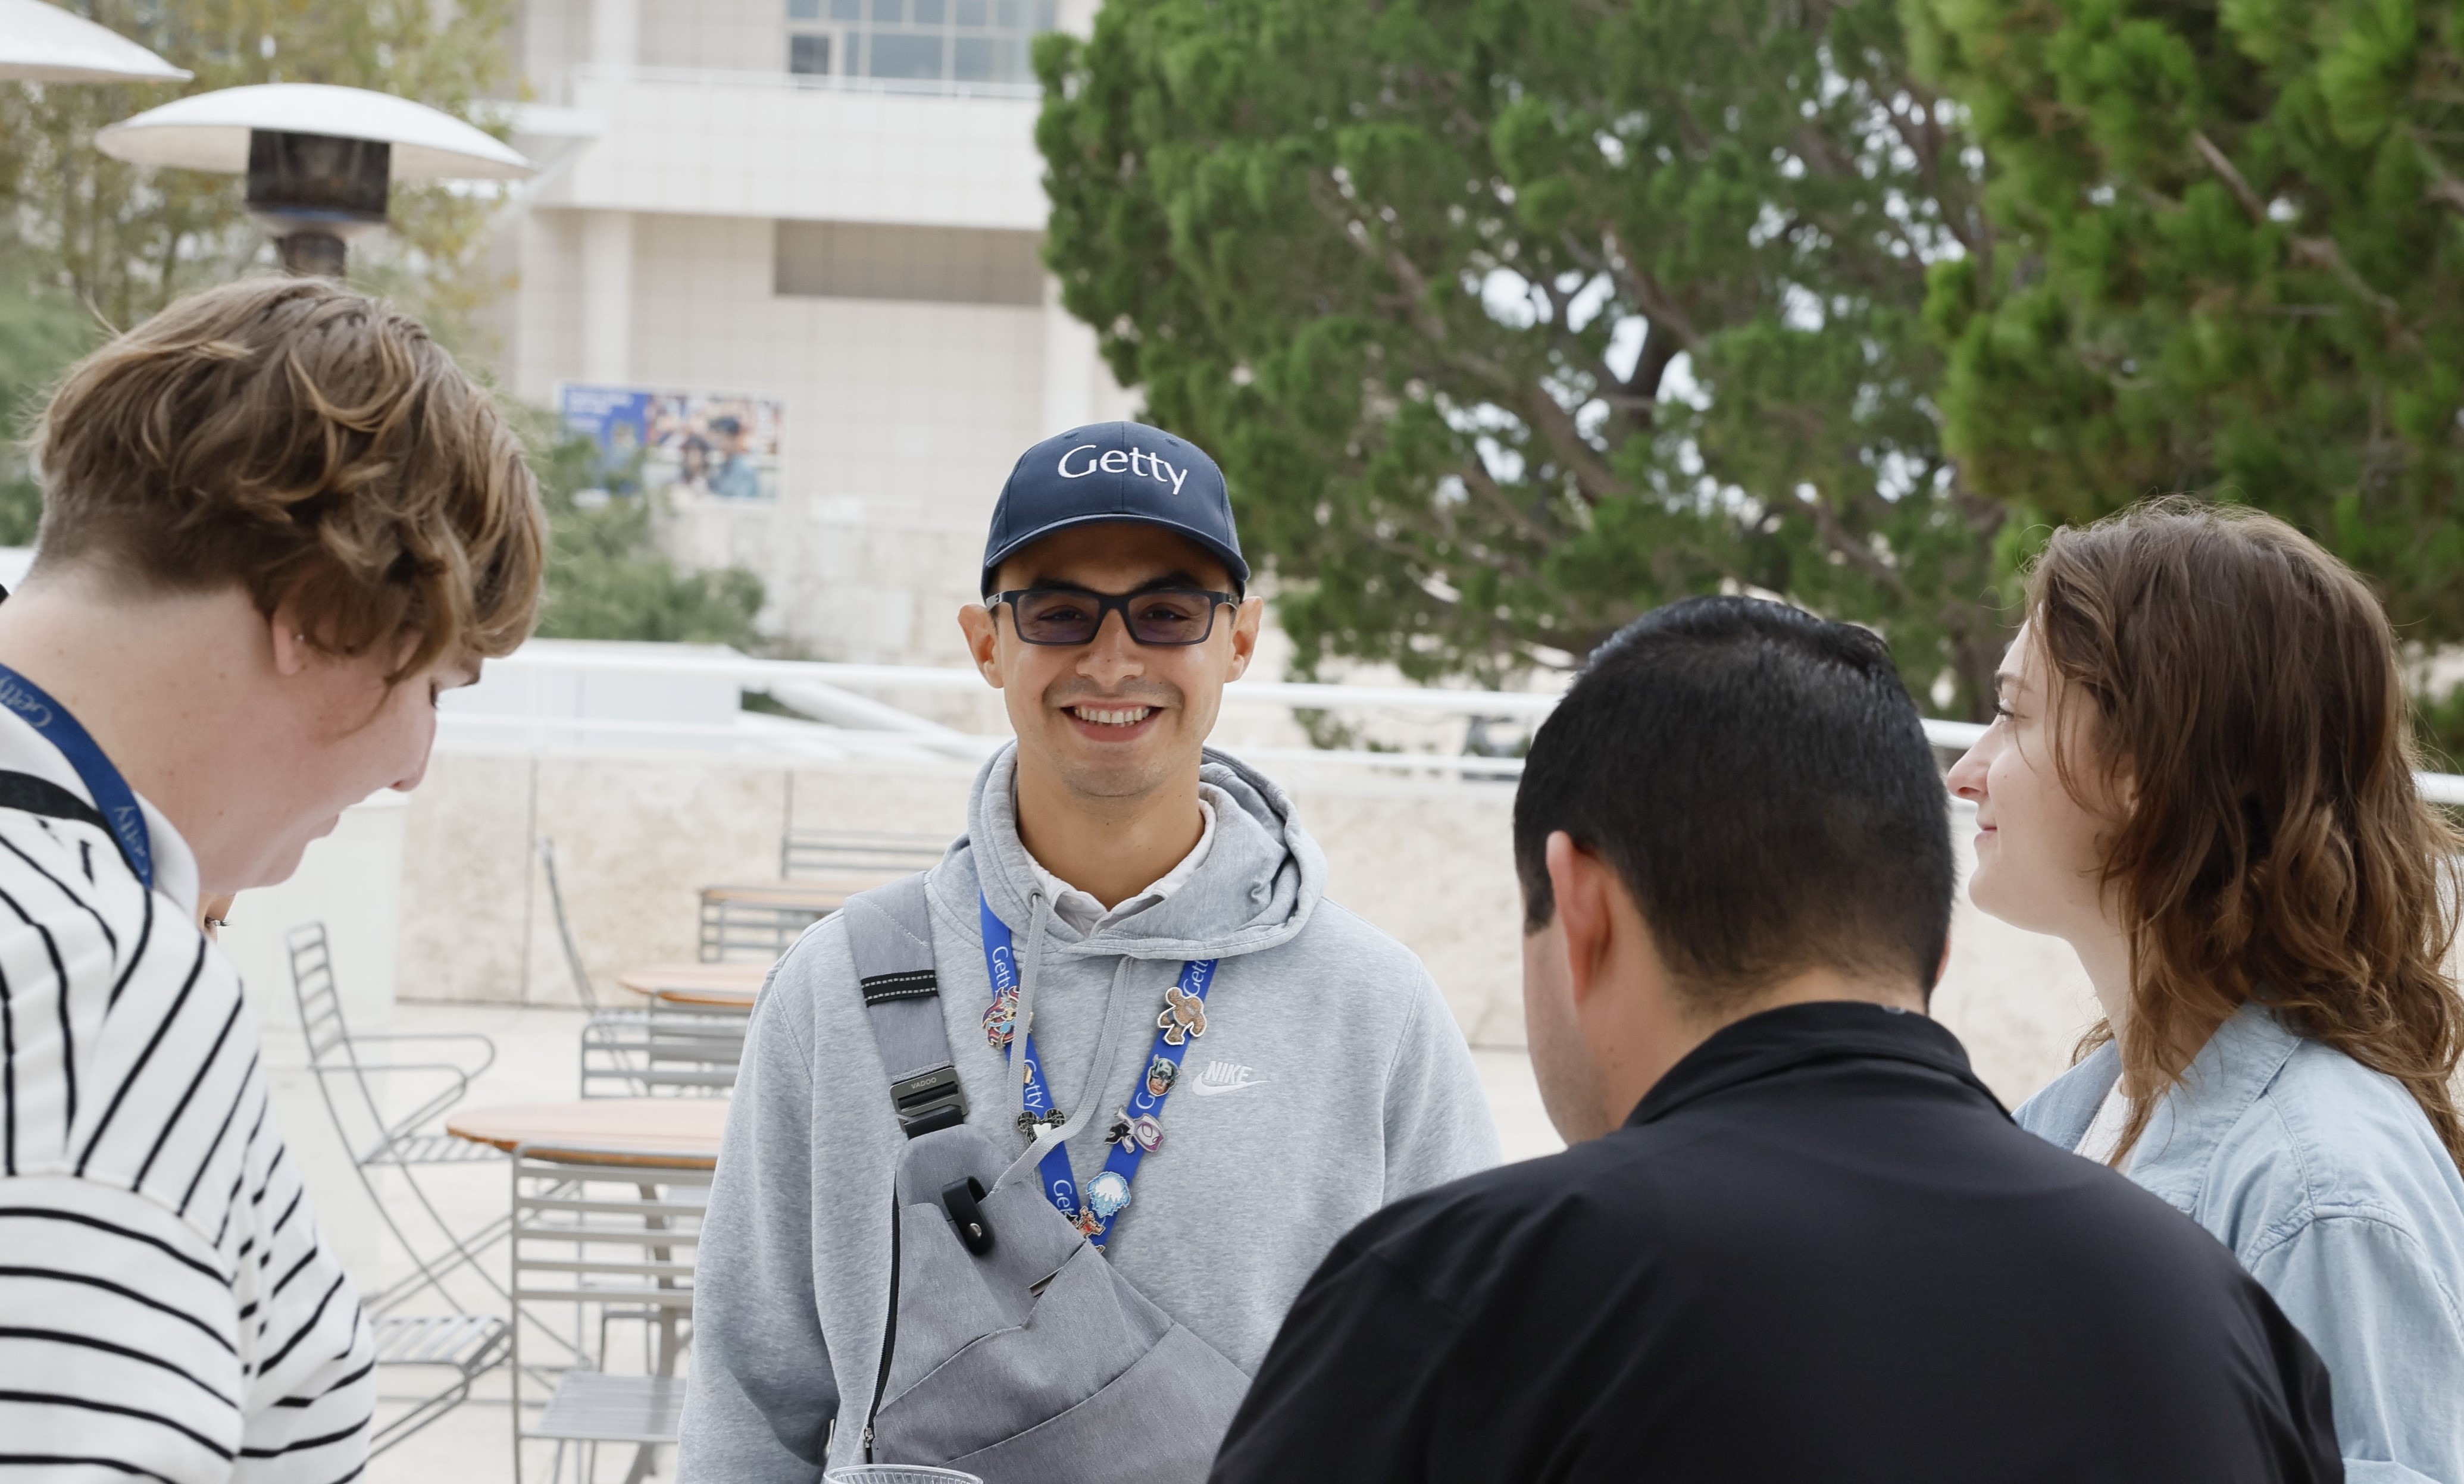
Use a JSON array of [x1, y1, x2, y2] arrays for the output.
[[1949, 500, 2464, 1479]]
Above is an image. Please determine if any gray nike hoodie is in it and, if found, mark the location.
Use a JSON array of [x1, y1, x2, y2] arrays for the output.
[[677, 744, 1502, 1482]]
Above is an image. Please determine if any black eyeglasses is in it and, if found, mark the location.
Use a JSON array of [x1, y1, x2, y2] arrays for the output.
[[986, 586, 1239, 647]]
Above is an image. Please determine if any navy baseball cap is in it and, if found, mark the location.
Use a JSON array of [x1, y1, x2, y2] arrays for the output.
[[980, 422, 1249, 595]]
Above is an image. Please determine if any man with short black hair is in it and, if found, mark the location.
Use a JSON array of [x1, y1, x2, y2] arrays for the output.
[[1211, 596, 2343, 1483]]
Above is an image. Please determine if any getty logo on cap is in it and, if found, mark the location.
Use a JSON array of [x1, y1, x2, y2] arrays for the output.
[[1055, 439, 1196, 496], [983, 421, 1252, 594]]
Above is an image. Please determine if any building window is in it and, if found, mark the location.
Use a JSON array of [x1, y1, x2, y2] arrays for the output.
[[775, 221, 1046, 306], [785, 0, 1056, 84]]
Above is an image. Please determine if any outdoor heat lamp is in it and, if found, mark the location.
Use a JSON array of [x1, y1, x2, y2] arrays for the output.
[[0, 0, 189, 83], [245, 130, 391, 276], [96, 83, 534, 277]]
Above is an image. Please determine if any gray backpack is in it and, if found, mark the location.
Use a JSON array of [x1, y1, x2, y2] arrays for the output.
[[842, 874, 1250, 1481]]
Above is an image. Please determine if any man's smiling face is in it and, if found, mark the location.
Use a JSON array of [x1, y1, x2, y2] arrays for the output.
[[960, 522, 1264, 803]]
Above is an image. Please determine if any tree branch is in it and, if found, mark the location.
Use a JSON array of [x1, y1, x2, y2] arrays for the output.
[[1625, 319, 1684, 402], [2192, 130, 2270, 224], [1457, 456, 1553, 549], [2192, 129, 2406, 332], [1801, 495, 1909, 599], [1597, 227, 1707, 351], [2405, 128, 2464, 217], [1307, 170, 1456, 346], [1518, 384, 1628, 506]]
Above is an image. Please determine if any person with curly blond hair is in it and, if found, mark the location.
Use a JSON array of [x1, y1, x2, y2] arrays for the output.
[[0, 275, 543, 1483]]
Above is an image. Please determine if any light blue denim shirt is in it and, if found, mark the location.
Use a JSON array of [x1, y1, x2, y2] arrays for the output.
[[2018, 1004, 2464, 1483]]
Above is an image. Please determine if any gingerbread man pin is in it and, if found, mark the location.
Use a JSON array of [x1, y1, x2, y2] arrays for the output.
[[1157, 984, 1208, 1045]]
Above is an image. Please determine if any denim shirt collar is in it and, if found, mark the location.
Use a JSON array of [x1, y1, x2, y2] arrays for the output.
[[2124, 1003, 2307, 1215], [2021, 1039, 2119, 1152]]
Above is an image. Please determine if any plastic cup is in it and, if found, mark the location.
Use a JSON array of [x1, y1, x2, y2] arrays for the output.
[[823, 1469, 983, 1484]]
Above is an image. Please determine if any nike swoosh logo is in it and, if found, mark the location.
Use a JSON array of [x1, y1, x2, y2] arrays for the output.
[[1189, 1068, 1269, 1097]]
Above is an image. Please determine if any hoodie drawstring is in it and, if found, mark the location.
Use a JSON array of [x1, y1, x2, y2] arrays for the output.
[[1006, 890, 1050, 1125], [998, 896, 1143, 1194]]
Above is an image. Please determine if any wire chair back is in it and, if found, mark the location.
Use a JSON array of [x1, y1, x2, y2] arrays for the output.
[[780, 826, 949, 879], [294, 926, 353, 1063], [539, 835, 750, 1097], [284, 922, 512, 1453], [537, 837, 606, 1012], [580, 1008, 746, 1099], [696, 889, 824, 963], [509, 1145, 709, 1483]]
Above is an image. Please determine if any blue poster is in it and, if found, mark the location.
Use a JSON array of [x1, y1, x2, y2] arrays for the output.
[[558, 383, 782, 502]]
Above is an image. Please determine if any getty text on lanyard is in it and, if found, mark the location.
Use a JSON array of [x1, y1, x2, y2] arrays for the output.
[[978, 894, 1215, 1247], [0, 661, 154, 891]]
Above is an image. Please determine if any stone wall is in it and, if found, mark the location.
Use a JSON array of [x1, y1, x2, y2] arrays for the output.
[[389, 743, 2099, 1106]]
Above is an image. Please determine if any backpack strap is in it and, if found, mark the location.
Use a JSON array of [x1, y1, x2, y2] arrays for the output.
[[842, 872, 968, 1138]]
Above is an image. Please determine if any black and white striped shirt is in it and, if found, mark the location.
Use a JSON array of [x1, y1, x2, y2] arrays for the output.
[[0, 711, 374, 1482]]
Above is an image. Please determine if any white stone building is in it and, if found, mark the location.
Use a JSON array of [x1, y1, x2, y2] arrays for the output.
[[480, 0, 1131, 665]]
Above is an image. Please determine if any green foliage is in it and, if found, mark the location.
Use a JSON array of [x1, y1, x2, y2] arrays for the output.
[[537, 494, 770, 647], [1038, 0, 2021, 712], [0, 284, 105, 546], [2415, 681, 2464, 772], [0, 0, 516, 339], [518, 414, 769, 649], [1909, 0, 2464, 642], [0, 8, 764, 651]]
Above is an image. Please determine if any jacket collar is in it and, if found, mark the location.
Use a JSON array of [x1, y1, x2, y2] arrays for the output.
[[1627, 1000, 2005, 1129], [959, 741, 1326, 963], [2021, 1040, 2122, 1152], [2128, 1002, 2306, 1213]]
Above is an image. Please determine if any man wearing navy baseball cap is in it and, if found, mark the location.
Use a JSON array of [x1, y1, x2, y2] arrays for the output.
[[681, 423, 1503, 1482]]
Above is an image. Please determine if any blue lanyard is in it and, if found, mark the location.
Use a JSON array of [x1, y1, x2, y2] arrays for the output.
[[979, 894, 1217, 1247], [0, 663, 151, 891]]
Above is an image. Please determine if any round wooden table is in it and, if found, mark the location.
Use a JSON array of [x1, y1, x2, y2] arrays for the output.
[[615, 960, 768, 1010], [445, 1098, 730, 1168]]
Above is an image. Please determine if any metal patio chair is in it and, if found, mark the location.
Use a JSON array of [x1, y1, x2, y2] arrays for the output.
[[286, 923, 512, 1453], [692, 827, 948, 963], [510, 1144, 709, 1484], [577, 1003, 746, 1099], [541, 837, 748, 1097], [695, 880, 837, 963], [539, 836, 659, 1094], [779, 825, 949, 880]]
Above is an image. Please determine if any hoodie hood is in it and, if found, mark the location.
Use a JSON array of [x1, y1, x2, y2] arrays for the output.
[[959, 741, 1325, 963]]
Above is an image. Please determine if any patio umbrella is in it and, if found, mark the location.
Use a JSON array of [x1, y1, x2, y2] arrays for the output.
[[96, 83, 533, 274], [96, 82, 531, 178], [0, 0, 187, 83]]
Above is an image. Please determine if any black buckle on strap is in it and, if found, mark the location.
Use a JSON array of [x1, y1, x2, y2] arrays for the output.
[[891, 1065, 968, 1137], [941, 1176, 995, 1255]]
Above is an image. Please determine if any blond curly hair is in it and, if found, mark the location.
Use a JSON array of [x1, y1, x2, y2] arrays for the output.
[[28, 275, 545, 678]]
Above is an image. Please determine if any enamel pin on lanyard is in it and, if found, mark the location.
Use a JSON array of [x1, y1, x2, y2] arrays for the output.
[[979, 893, 1217, 1246]]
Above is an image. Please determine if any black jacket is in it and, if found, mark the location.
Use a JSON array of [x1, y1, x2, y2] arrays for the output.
[[1212, 1001, 2341, 1483]]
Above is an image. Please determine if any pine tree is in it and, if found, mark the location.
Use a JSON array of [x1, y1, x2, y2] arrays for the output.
[[1038, 0, 2019, 712], [1912, 0, 2464, 669]]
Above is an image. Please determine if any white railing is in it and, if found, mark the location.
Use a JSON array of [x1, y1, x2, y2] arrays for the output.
[[567, 62, 1041, 104], [459, 647, 2464, 802], [484, 647, 1565, 715]]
